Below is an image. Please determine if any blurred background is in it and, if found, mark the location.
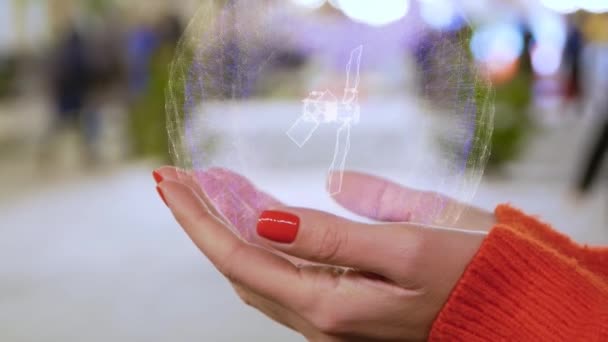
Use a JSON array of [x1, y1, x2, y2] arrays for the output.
[[1, 0, 607, 341]]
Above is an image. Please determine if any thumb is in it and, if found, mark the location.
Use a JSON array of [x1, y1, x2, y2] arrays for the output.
[[330, 171, 494, 230]]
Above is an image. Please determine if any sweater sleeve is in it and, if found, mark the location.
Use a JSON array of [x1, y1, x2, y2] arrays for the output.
[[429, 205, 608, 341], [495, 204, 608, 282]]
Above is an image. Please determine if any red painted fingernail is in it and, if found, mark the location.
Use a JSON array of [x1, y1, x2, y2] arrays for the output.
[[257, 210, 300, 244], [156, 186, 167, 206], [152, 170, 163, 184]]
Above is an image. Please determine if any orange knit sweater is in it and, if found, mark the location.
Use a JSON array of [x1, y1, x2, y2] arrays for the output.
[[430, 205, 608, 341]]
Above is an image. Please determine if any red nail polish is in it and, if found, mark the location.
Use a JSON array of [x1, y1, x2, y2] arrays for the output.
[[153, 170, 163, 184], [257, 210, 300, 243], [156, 186, 167, 206]]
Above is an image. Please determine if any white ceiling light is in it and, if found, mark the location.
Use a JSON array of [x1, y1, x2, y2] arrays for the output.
[[470, 23, 524, 71], [337, 0, 410, 26], [539, 0, 579, 14], [540, 0, 608, 13], [580, 0, 608, 13], [290, 0, 327, 10], [531, 44, 562, 76], [419, 0, 457, 30]]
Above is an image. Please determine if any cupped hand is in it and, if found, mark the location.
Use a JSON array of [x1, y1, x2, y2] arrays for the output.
[[154, 167, 494, 341]]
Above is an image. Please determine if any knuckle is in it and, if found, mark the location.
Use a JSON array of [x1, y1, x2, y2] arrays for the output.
[[240, 294, 254, 308], [315, 224, 345, 263], [310, 304, 347, 335], [376, 182, 409, 222], [233, 286, 254, 307], [421, 190, 446, 218]]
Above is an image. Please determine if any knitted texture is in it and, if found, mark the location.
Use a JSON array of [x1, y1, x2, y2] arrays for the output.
[[429, 205, 608, 341]]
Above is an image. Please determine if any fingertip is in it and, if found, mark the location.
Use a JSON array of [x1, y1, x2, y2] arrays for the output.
[[256, 209, 300, 244], [152, 170, 163, 184], [325, 171, 341, 194], [154, 166, 182, 182]]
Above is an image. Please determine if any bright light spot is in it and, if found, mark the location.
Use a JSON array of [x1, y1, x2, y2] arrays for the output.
[[471, 23, 524, 72], [530, 12, 567, 49], [338, 0, 410, 26], [327, 0, 341, 9], [529, 12, 566, 77], [580, 0, 608, 13], [541, 0, 608, 13], [540, 0, 579, 14], [531, 44, 562, 76], [291, 0, 327, 9], [419, 0, 457, 30]]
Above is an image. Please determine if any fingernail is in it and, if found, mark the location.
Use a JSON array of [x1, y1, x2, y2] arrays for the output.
[[257, 210, 300, 243], [156, 186, 167, 206], [153, 170, 163, 184]]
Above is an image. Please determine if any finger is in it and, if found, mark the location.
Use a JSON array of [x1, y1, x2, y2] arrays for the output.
[[154, 166, 207, 204], [237, 269, 416, 340], [155, 166, 228, 225], [331, 171, 494, 230], [232, 284, 310, 334], [299, 267, 424, 339], [204, 168, 281, 211], [195, 168, 318, 265], [256, 207, 421, 280], [158, 180, 312, 312], [256, 207, 486, 284], [329, 171, 445, 223], [193, 168, 281, 241], [154, 165, 180, 181], [159, 167, 314, 265]]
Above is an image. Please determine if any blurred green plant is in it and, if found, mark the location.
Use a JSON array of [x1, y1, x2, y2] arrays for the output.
[[488, 30, 535, 169], [0, 57, 17, 98], [432, 26, 532, 172], [128, 46, 172, 162], [488, 71, 532, 169]]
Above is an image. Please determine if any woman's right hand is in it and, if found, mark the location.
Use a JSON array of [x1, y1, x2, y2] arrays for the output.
[[154, 167, 496, 341]]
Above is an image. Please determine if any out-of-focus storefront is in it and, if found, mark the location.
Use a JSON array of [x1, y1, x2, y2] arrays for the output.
[[0, 2, 606, 340]]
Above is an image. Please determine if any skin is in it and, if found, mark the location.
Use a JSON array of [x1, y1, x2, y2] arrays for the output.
[[154, 166, 495, 341]]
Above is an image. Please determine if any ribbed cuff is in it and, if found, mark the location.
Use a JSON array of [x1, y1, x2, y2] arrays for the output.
[[495, 204, 608, 281], [429, 225, 608, 341]]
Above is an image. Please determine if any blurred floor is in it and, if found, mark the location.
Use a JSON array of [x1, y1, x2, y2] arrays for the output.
[[0, 102, 607, 341], [0, 163, 301, 342]]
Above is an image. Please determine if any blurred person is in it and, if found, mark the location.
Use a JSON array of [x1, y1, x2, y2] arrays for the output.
[[152, 166, 608, 341], [576, 101, 608, 195], [126, 20, 157, 98], [41, 26, 98, 165], [50, 27, 88, 126], [85, 13, 127, 124], [563, 19, 584, 104], [575, 14, 608, 196], [125, 13, 181, 98], [40, 20, 124, 167]]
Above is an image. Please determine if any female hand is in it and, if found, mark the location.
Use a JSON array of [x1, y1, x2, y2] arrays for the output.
[[154, 167, 495, 341]]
